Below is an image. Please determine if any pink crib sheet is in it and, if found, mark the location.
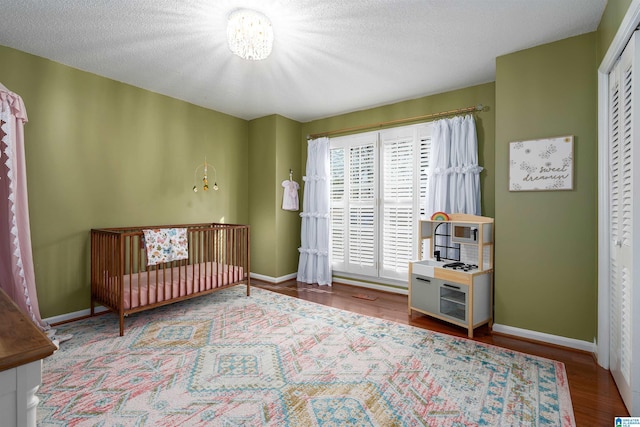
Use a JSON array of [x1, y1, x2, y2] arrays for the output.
[[121, 261, 244, 309]]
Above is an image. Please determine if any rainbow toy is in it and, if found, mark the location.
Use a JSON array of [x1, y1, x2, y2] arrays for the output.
[[430, 211, 450, 221]]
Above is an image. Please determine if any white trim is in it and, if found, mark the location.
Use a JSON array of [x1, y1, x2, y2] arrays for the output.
[[597, 0, 640, 369], [492, 323, 596, 354], [250, 272, 297, 283], [250, 270, 409, 295], [599, 0, 640, 74], [43, 305, 109, 325], [332, 277, 408, 295], [597, 69, 611, 369]]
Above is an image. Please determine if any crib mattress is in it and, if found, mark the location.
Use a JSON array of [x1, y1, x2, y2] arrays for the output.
[[120, 261, 244, 310]]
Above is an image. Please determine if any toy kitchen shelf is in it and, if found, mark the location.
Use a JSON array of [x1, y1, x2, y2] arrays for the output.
[[408, 213, 494, 338]]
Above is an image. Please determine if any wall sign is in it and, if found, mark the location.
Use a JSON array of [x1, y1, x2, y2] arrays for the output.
[[509, 135, 573, 191]]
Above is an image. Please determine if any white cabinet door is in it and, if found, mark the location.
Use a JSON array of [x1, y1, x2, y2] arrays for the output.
[[608, 30, 640, 416]]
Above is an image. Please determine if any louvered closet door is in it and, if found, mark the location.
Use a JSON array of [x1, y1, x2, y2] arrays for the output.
[[608, 30, 640, 416]]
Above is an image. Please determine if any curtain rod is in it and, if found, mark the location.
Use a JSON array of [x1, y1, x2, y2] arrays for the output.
[[307, 103, 485, 140]]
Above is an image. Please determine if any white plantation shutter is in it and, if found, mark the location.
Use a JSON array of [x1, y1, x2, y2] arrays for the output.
[[330, 148, 345, 270], [329, 124, 431, 286], [347, 143, 377, 275], [418, 128, 432, 258], [380, 129, 416, 279], [330, 132, 378, 277], [419, 135, 432, 219]]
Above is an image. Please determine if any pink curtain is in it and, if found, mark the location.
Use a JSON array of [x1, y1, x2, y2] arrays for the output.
[[0, 83, 47, 330]]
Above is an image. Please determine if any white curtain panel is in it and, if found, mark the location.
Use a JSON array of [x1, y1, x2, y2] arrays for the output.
[[426, 114, 483, 216], [297, 137, 332, 286], [0, 83, 48, 330]]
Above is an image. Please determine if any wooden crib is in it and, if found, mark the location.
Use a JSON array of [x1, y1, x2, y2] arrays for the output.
[[90, 223, 250, 336]]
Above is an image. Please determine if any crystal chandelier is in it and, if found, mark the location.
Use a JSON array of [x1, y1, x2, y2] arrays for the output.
[[227, 9, 273, 61]]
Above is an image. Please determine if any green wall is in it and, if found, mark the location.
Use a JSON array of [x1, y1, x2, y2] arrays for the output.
[[248, 115, 302, 278], [2, 0, 632, 343], [0, 45, 249, 318], [248, 116, 277, 277], [301, 83, 496, 218], [274, 115, 303, 278], [249, 82, 498, 283], [597, 0, 633, 64], [495, 33, 598, 342]]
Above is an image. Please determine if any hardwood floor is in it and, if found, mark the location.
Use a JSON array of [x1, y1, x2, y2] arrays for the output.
[[252, 278, 629, 426]]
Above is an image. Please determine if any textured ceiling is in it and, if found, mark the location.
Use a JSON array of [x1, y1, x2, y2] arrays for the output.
[[0, 0, 606, 122]]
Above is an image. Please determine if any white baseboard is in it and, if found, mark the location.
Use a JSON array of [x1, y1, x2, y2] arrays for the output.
[[492, 323, 596, 354], [332, 277, 408, 295], [249, 272, 409, 295], [250, 272, 297, 283], [44, 305, 109, 326]]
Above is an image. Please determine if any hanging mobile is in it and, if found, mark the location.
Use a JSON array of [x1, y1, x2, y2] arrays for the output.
[[193, 157, 218, 193]]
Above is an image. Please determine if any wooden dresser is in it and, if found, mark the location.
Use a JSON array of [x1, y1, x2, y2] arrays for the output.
[[0, 288, 57, 427]]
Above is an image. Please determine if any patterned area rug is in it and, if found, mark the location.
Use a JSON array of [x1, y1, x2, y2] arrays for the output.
[[38, 286, 575, 426]]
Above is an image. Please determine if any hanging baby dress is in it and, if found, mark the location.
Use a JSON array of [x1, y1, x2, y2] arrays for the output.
[[282, 179, 300, 211]]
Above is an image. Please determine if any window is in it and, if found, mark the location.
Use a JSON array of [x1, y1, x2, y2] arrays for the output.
[[330, 123, 432, 285]]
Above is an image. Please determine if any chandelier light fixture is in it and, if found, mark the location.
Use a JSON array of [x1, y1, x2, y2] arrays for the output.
[[227, 9, 273, 60]]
